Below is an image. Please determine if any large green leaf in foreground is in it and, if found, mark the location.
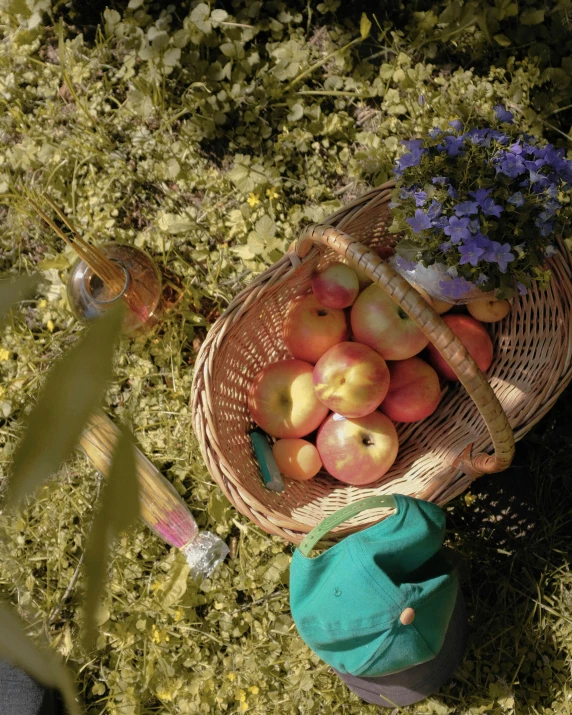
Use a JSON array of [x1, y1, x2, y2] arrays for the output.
[[0, 603, 80, 715], [6, 304, 124, 508], [0, 275, 40, 323]]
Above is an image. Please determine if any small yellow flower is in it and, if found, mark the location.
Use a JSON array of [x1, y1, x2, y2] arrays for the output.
[[151, 625, 169, 644], [464, 492, 478, 507], [266, 187, 279, 200], [156, 688, 172, 702], [174, 607, 184, 622], [0, 348, 10, 361], [247, 193, 260, 207], [248, 686, 259, 695], [46, 319, 55, 332], [227, 672, 236, 681], [240, 702, 249, 712], [38, 299, 47, 309]]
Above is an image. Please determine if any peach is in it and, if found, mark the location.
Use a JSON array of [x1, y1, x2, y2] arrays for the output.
[[410, 284, 453, 315], [380, 357, 441, 423], [316, 411, 399, 485], [467, 298, 510, 323], [272, 438, 323, 481], [283, 293, 349, 364], [426, 314, 494, 382], [351, 284, 429, 360], [311, 262, 360, 309], [313, 342, 390, 418], [248, 359, 329, 438]]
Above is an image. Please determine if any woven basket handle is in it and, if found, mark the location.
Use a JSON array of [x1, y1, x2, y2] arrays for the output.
[[294, 224, 515, 478]]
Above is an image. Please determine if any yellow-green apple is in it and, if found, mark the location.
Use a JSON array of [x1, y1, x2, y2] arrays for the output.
[[313, 342, 390, 418], [380, 357, 441, 423], [410, 283, 453, 315], [311, 262, 360, 309], [351, 284, 429, 360], [272, 438, 323, 481], [248, 359, 329, 438], [426, 314, 493, 381], [316, 411, 399, 485], [284, 293, 349, 364], [467, 298, 510, 323]]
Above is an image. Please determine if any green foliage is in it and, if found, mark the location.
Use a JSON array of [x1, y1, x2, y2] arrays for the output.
[[0, 0, 571, 713], [404, 0, 572, 138]]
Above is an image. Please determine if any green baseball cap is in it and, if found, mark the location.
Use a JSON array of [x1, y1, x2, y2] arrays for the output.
[[290, 494, 463, 698]]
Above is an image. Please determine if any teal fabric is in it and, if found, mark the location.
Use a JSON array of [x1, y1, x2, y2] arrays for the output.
[[290, 495, 458, 678]]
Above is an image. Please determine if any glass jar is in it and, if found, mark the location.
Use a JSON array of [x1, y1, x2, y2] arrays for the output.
[[67, 243, 162, 335]]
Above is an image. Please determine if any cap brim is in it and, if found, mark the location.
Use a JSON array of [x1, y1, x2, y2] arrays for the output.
[[334, 586, 468, 708]]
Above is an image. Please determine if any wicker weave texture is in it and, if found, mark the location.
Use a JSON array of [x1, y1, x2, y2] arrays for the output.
[[191, 183, 572, 544]]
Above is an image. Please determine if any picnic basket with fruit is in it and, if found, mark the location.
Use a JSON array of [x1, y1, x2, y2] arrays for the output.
[[191, 113, 572, 544]]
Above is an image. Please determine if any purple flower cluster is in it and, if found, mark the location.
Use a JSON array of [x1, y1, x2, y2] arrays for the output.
[[391, 107, 572, 297]]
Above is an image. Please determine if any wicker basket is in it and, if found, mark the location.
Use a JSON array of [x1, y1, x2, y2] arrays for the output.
[[191, 181, 572, 544]]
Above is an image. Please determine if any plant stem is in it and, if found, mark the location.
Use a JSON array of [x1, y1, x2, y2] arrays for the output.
[[286, 35, 365, 91]]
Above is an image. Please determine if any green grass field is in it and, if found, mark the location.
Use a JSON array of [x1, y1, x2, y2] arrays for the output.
[[1, 1, 572, 712]]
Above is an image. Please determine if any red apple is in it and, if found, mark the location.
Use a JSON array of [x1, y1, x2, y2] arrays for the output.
[[313, 342, 390, 418], [272, 439, 322, 481], [311, 262, 360, 309], [351, 284, 429, 360], [380, 357, 441, 423], [284, 293, 349, 364], [426, 314, 494, 382], [467, 298, 510, 323], [248, 359, 329, 438], [317, 411, 399, 485]]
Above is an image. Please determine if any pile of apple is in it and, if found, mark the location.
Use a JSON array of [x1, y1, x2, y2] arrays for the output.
[[248, 261, 510, 487]]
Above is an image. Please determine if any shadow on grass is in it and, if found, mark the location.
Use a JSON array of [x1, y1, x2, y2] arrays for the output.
[[436, 386, 572, 712]]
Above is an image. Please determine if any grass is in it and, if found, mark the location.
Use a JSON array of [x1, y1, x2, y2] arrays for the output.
[[0, 0, 571, 713]]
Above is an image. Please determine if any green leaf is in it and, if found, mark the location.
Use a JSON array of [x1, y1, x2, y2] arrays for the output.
[[520, 9, 544, 25], [190, 3, 211, 33], [163, 48, 181, 68], [157, 211, 195, 234], [0, 275, 39, 322], [229, 162, 254, 194], [360, 13, 372, 40], [211, 9, 228, 23], [254, 215, 276, 240], [395, 239, 422, 261], [6, 304, 123, 509], [287, 103, 304, 122], [208, 490, 232, 523], [0, 603, 80, 715], [162, 558, 191, 608], [37, 255, 71, 271], [83, 423, 139, 647], [494, 34, 512, 47]]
